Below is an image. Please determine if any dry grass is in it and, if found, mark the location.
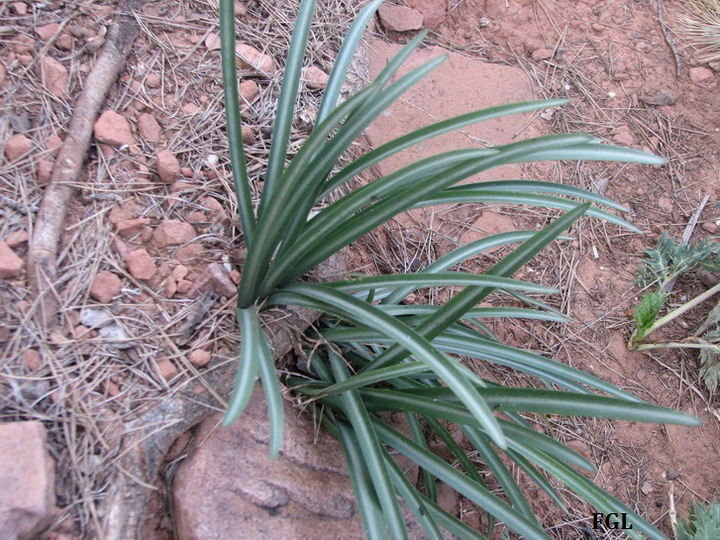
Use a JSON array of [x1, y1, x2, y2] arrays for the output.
[[679, 0, 720, 63]]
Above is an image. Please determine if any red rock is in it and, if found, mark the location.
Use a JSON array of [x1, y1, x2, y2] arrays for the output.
[[188, 263, 237, 298], [23, 349, 42, 371], [303, 65, 329, 90], [186, 211, 207, 224], [176, 279, 193, 294], [173, 243, 205, 264], [38, 56, 68, 97], [12, 35, 35, 55], [115, 218, 150, 238], [90, 271, 123, 303], [170, 181, 193, 193], [460, 212, 516, 251], [36, 23, 60, 41], [200, 197, 229, 223], [94, 110, 134, 146], [234, 1, 247, 16], [0, 242, 24, 279], [155, 358, 178, 381], [0, 63, 7, 91], [45, 134, 63, 157], [235, 43, 277, 74], [188, 349, 212, 367], [11, 2, 27, 15], [111, 237, 132, 259], [612, 125, 635, 147], [55, 34, 73, 51], [0, 421, 56, 539], [689, 66, 713, 84], [36, 159, 54, 185], [172, 388, 369, 539], [407, 0, 447, 29], [137, 113, 162, 142], [5, 134, 32, 161], [5, 230, 29, 248], [17, 53, 33, 67], [154, 220, 196, 248], [531, 48, 554, 61], [145, 72, 161, 88], [164, 278, 178, 298], [239, 79, 259, 108], [241, 125, 255, 144], [172, 265, 189, 281], [156, 150, 180, 183], [124, 249, 157, 280], [205, 32, 221, 51], [229, 269, 241, 284], [182, 102, 201, 115], [378, 4, 424, 32]]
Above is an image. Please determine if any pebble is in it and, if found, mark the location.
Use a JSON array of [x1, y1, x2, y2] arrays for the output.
[[5, 230, 29, 248], [241, 125, 255, 144], [35, 23, 60, 41], [115, 218, 150, 238], [23, 349, 43, 371], [531, 48, 554, 61], [36, 159, 54, 185], [176, 279, 193, 294], [90, 271, 123, 303], [239, 80, 259, 107], [303, 66, 329, 90], [0, 64, 6, 91], [156, 358, 178, 381], [701, 222, 718, 234], [0, 241, 24, 279], [235, 43, 277, 74], [173, 243, 205, 264], [186, 211, 207, 224], [5, 134, 32, 161], [38, 56, 69, 98], [94, 110, 134, 146], [137, 112, 162, 142], [11, 2, 27, 15], [145, 73, 161, 88], [45, 134, 63, 157], [378, 4, 424, 32], [156, 150, 180, 183], [124, 249, 157, 280], [154, 220, 196, 248], [204, 32, 221, 51], [188, 349, 212, 368], [689, 66, 713, 84]]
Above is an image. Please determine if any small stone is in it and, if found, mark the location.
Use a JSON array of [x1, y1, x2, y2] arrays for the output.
[[164, 278, 178, 298], [170, 181, 193, 193], [378, 4, 424, 32], [5, 230, 29, 248], [0, 64, 6, 91], [303, 66, 329, 90], [182, 102, 201, 115], [188, 263, 237, 298], [0, 421, 56, 539], [45, 134, 63, 157], [0, 242, 24, 279], [235, 43, 277, 74], [665, 469, 679, 480], [176, 279, 193, 294], [239, 80, 259, 108], [146, 73, 161, 88], [186, 211, 207, 224], [173, 243, 205, 264], [156, 358, 178, 381], [124, 249, 157, 280], [154, 220, 196, 248], [5, 134, 32, 161], [90, 271, 123, 303], [531, 48, 553, 61], [229, 269, 241, 284], [591, 22, 604, 32], [205, 32, 221, 51], [11, 2, 27, 16], [17, 53, 33, 67], [701, 222, 718, 234], [172, 265, 189, 281], [55, 34, 74, 51], [137, 113, 162, 142], [689, 66, 713, 84], [188, 349, 212, 368], [38, 56, 69, 98], [36, 159, 54, 185], [156, 150, 180, 183], [36, 23, 61, 41], [115, 218, 150, 238], [241, 125, 255, 144], [23, 349, 42, 371], [94, 110, 134, 146]]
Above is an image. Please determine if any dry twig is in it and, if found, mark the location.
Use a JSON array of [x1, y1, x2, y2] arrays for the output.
[[28, 2, 142, 328]]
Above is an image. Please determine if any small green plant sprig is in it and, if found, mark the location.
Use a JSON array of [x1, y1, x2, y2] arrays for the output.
[[677, 501, 720, 540], [629, 233, 720, 392], [219, 1, 700, 537]]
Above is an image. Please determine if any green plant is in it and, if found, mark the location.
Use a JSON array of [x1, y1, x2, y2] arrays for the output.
[[629, 233, 720, 392], [219, 0, 700, 537], [677, 501, 720, 540]]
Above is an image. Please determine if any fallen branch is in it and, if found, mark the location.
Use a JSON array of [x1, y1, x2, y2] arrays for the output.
[[28, 2, 141, 328], [657, 0, 684, 77]]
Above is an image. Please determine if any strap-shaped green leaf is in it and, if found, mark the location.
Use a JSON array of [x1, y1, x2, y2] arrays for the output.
[[223, 307, 260, 425], [219, 0, 254, 243]]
